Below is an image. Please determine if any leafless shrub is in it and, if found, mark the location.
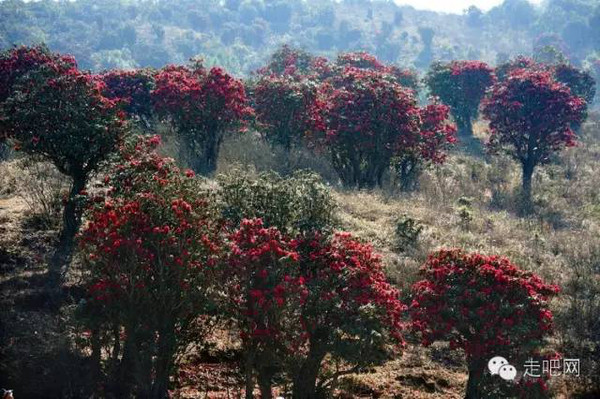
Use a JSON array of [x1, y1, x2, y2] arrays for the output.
[[15, 158, 69, 229]]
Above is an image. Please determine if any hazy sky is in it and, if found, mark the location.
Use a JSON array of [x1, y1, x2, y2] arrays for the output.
[[394, 0, 544, 14]]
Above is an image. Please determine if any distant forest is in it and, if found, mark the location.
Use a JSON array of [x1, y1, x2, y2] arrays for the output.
[[1, 0, 600, 76]]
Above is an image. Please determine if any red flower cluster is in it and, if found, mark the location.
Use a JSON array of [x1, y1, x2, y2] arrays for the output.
[[387, 66, 420, 91], [0, 44, 77, 103], [295, 232, 406, 349], [334, 52, 419, 90], [100, 69, 155, 123], [410, 249, 559, 360], [495, 56, 537, 82], [224, 218, 301, 343], [335, 51, 386, 71], [414, 103, 457, 164], [251, 75, 325, 151]]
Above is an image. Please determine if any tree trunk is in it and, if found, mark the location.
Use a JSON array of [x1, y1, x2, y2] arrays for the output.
[[245, 352, 255, 399], [456, 116, 473, 139], [257, 368, 274, 399], [151, 326, 176, 399], [397, 158, 421, 192], [0, 141, 9, 161], [90, 326, 102, 386], [112, 329, 136, 398], [195, 132, 223, 176], [48, 173, 87, 291], [521, 160, 535, 213], [464, 358, 484, 399], [292, 344, 326, 399]]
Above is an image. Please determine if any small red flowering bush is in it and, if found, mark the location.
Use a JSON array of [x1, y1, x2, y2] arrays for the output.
[[151, 62, 250, 174], [221, 218, 301, 398], [79, 135, 222, 398], [319, 67, 455, 188], [0, 52, 125, 285], [250, 75, 325, 153], [482, 68, 586, 207], [409, 249, 560, 398], [289, 232, 406, 398], [100, 68, 156, 127], [425, 60, 495, 138]]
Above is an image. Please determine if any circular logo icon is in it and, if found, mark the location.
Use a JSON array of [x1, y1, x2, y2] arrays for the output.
[[488, 356, 509, 375], [499, 364, 517, 381]]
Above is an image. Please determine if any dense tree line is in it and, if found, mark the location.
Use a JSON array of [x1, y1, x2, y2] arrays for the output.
[[2, 0, 600, 79]]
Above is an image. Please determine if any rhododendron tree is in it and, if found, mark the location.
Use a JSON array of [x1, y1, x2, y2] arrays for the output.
[[0, 58, 125, 286], [409, 249, 560, 399], [79, 135, 222, 398], [152, 62, 250, 175], [320, 67, 455, 188], [425, 60, 495, 138], [320, 68, 419, 188], [482, 69, 585, 208], [250, 75, 325, 155], [221, 218, 301, 399], [101, 68, 156, 128], [289, 233, 405, 398], [496, 57, 594, 132], [219, 221, 405, 399]]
